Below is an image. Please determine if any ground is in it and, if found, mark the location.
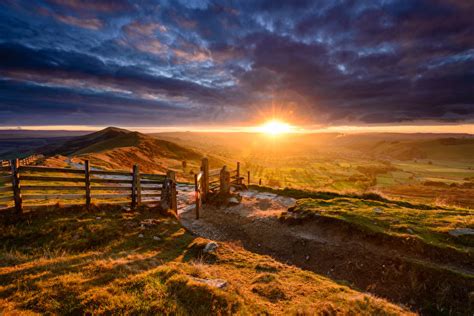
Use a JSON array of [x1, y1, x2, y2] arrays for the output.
[[178, 188, 474, 315], [0, 204, 412, 315]]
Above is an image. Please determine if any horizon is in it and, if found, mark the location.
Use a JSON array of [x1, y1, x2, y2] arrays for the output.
[[0, 123, 473, 135]]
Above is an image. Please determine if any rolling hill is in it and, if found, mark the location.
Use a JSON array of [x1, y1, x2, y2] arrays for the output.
[[38, 127, 220, 175]]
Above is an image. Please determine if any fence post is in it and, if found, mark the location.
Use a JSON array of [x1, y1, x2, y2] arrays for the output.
[[85, 160, 91, 210], [247, 171, 250, 186], [201, 158, 209, 201], [10, 158, 22, 214], [132, 164, 140, 209], [194, 173, 200, 219], [220, 165, 230, 195], [167, 170, 177, 213], [236, 162, 240, 184]]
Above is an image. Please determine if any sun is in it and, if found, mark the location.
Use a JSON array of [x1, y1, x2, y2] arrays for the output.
[[259, 119, 293, 135]]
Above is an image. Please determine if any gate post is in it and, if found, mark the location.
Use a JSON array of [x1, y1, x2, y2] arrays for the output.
[[131, 164, 140, 209], [85, 160, 91, 210], [219, 165, 230, 195], [11, 158, 22, 214], [167, 170, 177, 213], [201, 158, 209, 201]]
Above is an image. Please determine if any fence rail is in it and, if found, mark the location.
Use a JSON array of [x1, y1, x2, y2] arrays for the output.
[[0, 159, 177, 214], [1, 154, 42, 167]]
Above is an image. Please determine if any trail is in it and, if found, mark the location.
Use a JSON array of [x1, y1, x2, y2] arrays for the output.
[[177, 189, 473, 314]]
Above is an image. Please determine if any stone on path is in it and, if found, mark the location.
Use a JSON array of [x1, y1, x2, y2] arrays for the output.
[[448, 228, 474, 237]]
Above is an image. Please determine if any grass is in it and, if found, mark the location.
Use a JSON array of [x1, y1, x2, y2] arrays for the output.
[[0, 205, 413, 315], [279, 196, 474, 252]]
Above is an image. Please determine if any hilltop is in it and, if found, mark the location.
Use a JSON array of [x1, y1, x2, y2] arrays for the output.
[[36, 127, 220, 175]]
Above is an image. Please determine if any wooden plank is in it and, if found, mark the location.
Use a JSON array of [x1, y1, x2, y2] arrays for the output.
[[209, 179, 220, 184], [140, 179, 163, 184], [20, 175, 85, 182], [0, 175, 12, 181], [90, 170, 131, 176], [0, 186, 12, 193], [19, 166, 84, 174], [209, 169, 221, 177], [0, 166, 11, 172], [92, 194, 132, 199], [141, 200, 161, 204], [23, 194, 85, 200], [141, 173, 166, 179], [90, 186, 132, 191], [141, 193, 161, 197], [0, 196, 12, 202], [21, 185, 85, 191], [90, 178, 132, 184]]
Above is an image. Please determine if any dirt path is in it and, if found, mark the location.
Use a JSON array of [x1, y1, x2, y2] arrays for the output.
[[177, 189, 473, 315]]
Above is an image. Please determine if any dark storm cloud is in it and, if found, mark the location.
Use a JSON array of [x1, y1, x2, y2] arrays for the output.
[[0, 0, 473, 126]]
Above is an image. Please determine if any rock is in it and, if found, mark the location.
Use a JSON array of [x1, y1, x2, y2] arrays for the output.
[[373, 207, 383, 214], [407, 228, 414, 234], [228, 197, 240, 205], [138, 234, 144, 238], [305, 255, 310, 261], [153, 236, 161, 241], [121, 206, 131, 212], [203, 241, 218, 253], [448, 228, 474, 237], [96, 216, 102, 220], [140, 219, 160, 227], [193, 278, 228, 289]]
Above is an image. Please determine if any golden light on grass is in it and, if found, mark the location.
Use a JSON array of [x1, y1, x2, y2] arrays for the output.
[[258, 119, 294, 135]]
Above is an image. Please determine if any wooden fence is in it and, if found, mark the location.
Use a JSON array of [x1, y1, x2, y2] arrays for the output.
[[194, 158, 248, 219], [1, 154, 42, 167], [0, 159, 177, 214]]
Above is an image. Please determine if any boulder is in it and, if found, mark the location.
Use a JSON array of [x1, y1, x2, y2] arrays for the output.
[[203, 241, 219, 253]]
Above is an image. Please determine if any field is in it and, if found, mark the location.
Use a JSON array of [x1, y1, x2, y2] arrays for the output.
[[0, 205, 411, 315], [155, 132, 474, 208]]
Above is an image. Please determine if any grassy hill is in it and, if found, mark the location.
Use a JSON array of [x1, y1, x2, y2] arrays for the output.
[[0, 205, 412, 315], [37, 127, 224, 176]]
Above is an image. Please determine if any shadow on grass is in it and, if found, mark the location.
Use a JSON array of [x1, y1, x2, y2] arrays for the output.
[[0, 204, 196, 314]]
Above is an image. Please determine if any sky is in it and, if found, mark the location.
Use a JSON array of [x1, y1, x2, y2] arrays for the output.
[[0, 0, 473, 132]]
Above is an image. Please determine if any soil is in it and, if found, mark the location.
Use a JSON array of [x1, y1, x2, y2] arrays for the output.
[[177, 188, 474, 315]]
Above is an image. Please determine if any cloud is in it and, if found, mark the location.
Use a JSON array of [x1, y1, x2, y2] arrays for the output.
[[0, 0, 473, 126]]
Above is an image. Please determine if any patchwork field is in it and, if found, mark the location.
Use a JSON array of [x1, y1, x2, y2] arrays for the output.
[[154, 132, 474, 208]]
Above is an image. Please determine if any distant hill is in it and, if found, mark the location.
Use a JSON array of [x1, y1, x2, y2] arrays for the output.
[[330, 134, 474, 161], [37, 127, 220, 174]]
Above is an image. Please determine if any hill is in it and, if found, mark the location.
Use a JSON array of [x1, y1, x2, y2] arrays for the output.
[[0, 204, 412, 315], [38, 127, 220, 175]]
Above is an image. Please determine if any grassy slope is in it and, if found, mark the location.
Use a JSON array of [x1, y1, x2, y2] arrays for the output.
[[0, 205, 411, 315], [258, 185, 474, 255]]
